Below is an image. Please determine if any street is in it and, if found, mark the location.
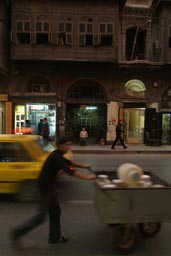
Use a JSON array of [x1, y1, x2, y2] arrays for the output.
[[1, 153, 171, 256]]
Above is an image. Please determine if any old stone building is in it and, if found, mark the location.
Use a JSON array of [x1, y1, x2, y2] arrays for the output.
[[0, 0, 171, 145]]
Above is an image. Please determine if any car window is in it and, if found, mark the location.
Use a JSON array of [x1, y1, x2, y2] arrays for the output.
[[0, 142, 32, 162], [36, 139, 56, 153]]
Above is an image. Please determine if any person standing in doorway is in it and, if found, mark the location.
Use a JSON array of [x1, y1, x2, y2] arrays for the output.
[[11, 135, 96, 245], [38, 118, 44, 135], [79, 127, 88, 146], [111, 120, 128, 149], [42, 117, 50, 146]]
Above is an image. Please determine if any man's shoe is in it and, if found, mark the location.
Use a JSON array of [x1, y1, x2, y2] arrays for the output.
[[111, 147, 115, 150], [48, 235, 68, 244], [124, 146, 128, 149]]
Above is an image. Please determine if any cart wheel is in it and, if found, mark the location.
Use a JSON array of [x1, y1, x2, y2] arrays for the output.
[[113, 224, 136, 254], [138, 222, 161, 237]]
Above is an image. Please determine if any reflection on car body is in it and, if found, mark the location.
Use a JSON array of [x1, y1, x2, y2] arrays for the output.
[[0, 135, 55, 201]]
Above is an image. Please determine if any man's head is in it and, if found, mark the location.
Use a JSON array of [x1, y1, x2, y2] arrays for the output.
[[57, 135, 73, 153]]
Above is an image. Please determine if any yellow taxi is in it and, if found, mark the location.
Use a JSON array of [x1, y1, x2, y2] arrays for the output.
[[0, 135, 55, 201]]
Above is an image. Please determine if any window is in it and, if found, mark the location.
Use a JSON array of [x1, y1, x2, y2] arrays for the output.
[[36, 21, 50, 44], [78, 22, 94, 46], [16, 21, 31, 44], [58, 21, 73, 45], [68, 80, 105, 100], [0, 143, 31, 162], [99, 23, 113, 46], [123, 79, 146, 97]]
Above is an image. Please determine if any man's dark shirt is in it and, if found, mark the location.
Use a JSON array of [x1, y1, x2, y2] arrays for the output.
[[38, 149, 74, 194], [116, 123, 122, 136]]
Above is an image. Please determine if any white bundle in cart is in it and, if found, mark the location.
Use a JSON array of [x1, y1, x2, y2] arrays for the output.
[[97, 163, 164, 189], [116, 163, 164, 188]]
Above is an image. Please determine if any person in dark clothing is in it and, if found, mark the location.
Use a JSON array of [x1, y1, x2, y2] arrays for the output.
[[38, 118, 44, 135], [42, 117, 50, 146], [11, 136, 96, 245], [111, 120, 128, 149]]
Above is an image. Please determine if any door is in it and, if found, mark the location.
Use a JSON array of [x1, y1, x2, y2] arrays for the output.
[[162, 113, 171, 144], [124, 108, 145, 143]]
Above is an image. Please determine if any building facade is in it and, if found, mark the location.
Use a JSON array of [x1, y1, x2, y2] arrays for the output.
[[0, 0, 171, 144]]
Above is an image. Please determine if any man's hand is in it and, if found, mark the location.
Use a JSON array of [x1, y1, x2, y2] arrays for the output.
[[86, 174, 96, 180], [82, 164, 90, 169]]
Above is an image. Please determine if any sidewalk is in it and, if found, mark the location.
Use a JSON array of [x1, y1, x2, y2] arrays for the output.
[[72, 143, 171, 154]]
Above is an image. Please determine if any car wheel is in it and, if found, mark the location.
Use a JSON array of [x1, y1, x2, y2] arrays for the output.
[[16, 180, 40, 202]]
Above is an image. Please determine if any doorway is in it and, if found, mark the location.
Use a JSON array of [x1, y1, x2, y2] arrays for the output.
[[0, 104, 4, 134], [124, 108, 145, 143], [66, 104, 107, 144], [162, 113, 171, 144]]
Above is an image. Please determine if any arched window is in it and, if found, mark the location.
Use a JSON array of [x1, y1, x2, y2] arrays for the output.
[[27, 77, 50, 93], [123, 79, 146, 97], [67, 79, 106, 100]]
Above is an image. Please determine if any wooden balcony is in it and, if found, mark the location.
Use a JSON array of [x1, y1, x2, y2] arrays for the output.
[[11, 44, 117, 62]]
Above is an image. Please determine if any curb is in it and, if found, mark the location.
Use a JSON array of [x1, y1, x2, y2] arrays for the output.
[[72, 150, 171, 154]]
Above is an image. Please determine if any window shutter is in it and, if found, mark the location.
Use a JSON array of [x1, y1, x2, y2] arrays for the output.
[[93, 34, 100, 46], [66, 33, 73, 45], [78, 34, 85, 45], [30, 32, 35, 44], [51, 32, 58, 45], [11, 30, 17, 44]]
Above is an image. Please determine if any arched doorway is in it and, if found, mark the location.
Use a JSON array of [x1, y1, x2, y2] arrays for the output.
[[66, 79, 107, 144]]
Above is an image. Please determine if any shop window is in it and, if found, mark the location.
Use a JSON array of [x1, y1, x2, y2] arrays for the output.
[[123, 79, 146, 97], [36, 21, 50, 44], [16, 21, 31, 44]]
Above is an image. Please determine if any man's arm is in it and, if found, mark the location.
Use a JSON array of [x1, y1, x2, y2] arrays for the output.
[[73, 170, 96, 180], [70, 160, 90, 169]]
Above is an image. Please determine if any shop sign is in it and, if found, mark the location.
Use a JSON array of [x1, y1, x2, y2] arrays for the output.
[[15, 105, 25, 114], [29, 104, 45, 111]]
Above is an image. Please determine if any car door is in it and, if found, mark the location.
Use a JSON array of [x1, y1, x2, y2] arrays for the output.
[[0, 141, 41, 193]]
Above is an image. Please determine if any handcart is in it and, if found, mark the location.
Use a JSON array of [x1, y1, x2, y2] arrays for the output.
[[93, 170, 171, 254]]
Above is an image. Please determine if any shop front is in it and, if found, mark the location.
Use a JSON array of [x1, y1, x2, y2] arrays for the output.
[[66, 103, 107, 144], [123, 107, 145, 144], [14, 103, 56, 140]]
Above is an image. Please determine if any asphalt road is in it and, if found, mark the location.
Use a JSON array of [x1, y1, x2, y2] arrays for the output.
[[1, 153, 171, 256]]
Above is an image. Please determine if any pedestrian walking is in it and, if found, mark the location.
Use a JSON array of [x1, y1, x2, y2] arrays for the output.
[[11, 135, 96, 245], [111, 120, 128, 149]]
